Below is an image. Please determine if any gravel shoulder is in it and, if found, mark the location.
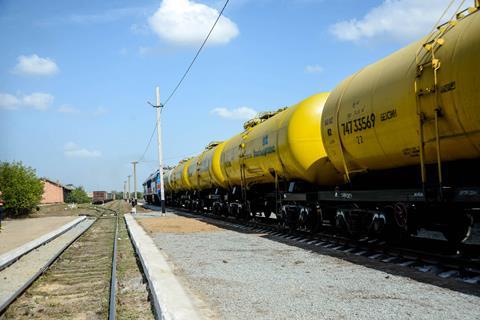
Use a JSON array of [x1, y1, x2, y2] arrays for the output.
[[137, 212, 480, 320]]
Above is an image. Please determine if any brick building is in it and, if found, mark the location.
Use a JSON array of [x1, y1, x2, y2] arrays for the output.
[[41, 179, 70, 204]]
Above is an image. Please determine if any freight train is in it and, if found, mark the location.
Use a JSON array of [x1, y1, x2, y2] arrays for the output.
[[144, 4, 480, 244], [92, 191, 115, 204]]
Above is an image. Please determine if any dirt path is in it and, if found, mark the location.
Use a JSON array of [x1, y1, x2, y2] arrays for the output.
[[0, 216, 78, 255], [138, 215, 222, 234]]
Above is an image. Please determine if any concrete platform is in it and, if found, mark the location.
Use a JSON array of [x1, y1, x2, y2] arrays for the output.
[[124, 213, 205, 320], [135, 211, 480, 320], [0, 216, 80, 255]]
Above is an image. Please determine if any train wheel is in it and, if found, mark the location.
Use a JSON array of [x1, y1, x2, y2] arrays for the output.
[[443, 212, 473, 245], [393, 203, 408, 230], [212, 203, 219, 216], [384, 204, 409, 244], [335, 209, 351, 236], [278, 207, 287, 229], [305, 207, 322, 233], [240, 201, 252, 221]]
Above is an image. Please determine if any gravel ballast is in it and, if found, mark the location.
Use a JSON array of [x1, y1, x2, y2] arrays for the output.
[[138, 212, 480, 320]]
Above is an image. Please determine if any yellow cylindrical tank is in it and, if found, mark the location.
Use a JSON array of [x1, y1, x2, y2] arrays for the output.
[[220, 93, 343, 187], [170, 158, 193, 192], [164, 169, 174, 193], [188, 142, 228, 190], [187, 153, 204, 190], [321, 9, 480, 181]]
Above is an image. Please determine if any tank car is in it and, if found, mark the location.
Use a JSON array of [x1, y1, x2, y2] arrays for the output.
[[217, 93, 343, 221], [158, 3, 480, 244], [318, 4, 480, 243]]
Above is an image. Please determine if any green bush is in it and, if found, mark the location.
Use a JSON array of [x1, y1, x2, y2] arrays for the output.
[[65, 187, 90, 204], [0, 162, 44, 216]]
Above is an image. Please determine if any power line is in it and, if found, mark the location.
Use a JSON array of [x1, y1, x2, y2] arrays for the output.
[[138, 123, 157, 162], [137, 0, 231, 162], [141, 150, 202, 163], [162, 0, 231, 107]]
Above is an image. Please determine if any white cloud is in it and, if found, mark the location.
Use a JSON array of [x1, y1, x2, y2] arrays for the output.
[[58, 105, 80, 114], [137, 46, 175, 56], [138, 46, 152, 56], [0, 93, 21, 110], [13, 54, 59, 76], [330, 0, 466, 43], [22, 93, 54, 111], [211, 106, 257, 120], [148, 0, 239, 46], [64, 142, 101, 158], [130, 23, 150, 35], [0, 91, 54, 111], [93, 106, 108, 116], [68, 7, 147, 24], [56, 105, 107, 116], [305, 64, 323, 74]]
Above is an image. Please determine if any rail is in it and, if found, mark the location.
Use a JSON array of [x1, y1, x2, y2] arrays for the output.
[[109, 209, 119, 320]]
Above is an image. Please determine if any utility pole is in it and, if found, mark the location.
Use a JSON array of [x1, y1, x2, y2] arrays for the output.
[[155, 86, 166, 215], [127, 175, 131, 200], [123, 181, 127, 200], [131, 161, 138, 200]]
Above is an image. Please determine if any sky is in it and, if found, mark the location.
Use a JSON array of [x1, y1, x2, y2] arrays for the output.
[[0, 0, 469, 192]]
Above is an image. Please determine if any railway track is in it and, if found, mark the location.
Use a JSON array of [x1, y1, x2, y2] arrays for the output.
[[147, 204, 480, 287], [0, 201, 154, 320]]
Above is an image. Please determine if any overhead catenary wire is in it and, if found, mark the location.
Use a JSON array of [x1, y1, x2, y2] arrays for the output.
[[137, 0, 231, 162], [141, 149, 203, 164], [162, 0, 231, 107], [138, 123, 157, 162]]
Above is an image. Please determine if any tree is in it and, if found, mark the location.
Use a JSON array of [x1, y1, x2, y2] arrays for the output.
[[0, 162, 44, 216], [65, 187, 90, 204]]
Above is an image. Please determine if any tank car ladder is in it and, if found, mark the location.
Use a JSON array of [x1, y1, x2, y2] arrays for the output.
[[414, 34, 445, 196], [413, 0, 477, 198], [239, 134, 249, 212]]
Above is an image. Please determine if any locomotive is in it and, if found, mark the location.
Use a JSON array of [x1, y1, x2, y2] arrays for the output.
[[144, 4, 480, 244]]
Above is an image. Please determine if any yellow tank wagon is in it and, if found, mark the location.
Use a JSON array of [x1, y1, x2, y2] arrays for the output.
[[321, 6, 480, 186], [221, 93, 343, 189], [187, 141, 228, 190], [169, 158, 194, 192], [164, 169, 174, 192]]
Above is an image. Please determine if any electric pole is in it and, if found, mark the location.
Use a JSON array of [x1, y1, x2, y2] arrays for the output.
[[131, 161, 138, 200], [155, 86, 166, 214], [127, 175, 131, 200], [123, 181, 127, 200]]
